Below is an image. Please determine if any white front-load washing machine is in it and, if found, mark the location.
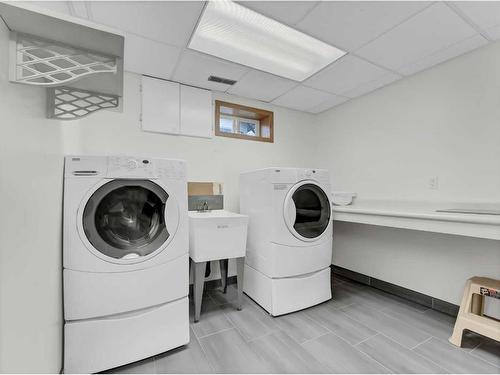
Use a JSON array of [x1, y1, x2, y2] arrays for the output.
[[240, 168, 332, 316], [63, 155, 189, 374]]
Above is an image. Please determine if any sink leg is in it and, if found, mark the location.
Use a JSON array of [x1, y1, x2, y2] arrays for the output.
[[219, 259, 229, 293], [236, 257, 245, 311], [193, 261, 207, 323]]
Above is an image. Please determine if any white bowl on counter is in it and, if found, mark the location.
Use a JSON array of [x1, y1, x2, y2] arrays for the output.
[[332, 192, 357, 206]]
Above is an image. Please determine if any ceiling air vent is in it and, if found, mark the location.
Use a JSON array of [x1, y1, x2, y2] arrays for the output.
[[208, 75, 237, 85]]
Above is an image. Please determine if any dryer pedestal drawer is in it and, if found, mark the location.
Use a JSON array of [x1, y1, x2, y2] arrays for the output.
[[64, 253, 188, 320], [245, 238, 332, 278], [64, 297, 189, 374], [244, 265, 331, 316]]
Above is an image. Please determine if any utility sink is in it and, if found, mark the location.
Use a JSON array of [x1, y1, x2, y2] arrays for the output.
[[189, 209, 249, 322], [188, 210, 249, 262]]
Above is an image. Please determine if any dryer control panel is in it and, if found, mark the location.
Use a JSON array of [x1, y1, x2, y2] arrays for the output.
[[107, 156, 158, 178], [297, 169, 330, 184], [267, 168, 330, 184]]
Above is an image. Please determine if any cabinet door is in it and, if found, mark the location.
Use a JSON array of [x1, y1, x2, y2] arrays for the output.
[[180, 85, 212, 138], [141, 76, 180, 135]]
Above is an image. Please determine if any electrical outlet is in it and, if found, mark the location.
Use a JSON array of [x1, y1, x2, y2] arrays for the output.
[[428, 176, 439, 190]]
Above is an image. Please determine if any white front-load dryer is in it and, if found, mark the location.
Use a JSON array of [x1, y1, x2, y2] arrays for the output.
[[240, 168, 333, 316], [63, 155, 189, 374]]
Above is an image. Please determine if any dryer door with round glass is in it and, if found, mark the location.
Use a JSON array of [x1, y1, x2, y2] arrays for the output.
[[82, 179, 178, 261], [284, 181, 331, 241]]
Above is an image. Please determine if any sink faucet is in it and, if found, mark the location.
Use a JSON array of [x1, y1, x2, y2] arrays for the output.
[[197, 200, 210, 212]]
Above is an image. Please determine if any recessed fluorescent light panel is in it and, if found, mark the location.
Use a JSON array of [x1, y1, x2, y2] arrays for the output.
[[189, 1, 346, 82]]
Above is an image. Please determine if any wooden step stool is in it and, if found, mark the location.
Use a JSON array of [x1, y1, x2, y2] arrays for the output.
[[449, 277, 500, 347]]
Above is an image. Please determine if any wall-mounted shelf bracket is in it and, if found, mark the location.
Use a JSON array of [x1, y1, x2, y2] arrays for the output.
[[0, 2, 124, 121], [10, 32, 117, 86], [47, 87, 119, 120]]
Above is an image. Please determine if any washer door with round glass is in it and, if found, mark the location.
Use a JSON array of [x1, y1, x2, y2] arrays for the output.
[[284, 181, 331, 241], [82, 179, 178, 262]]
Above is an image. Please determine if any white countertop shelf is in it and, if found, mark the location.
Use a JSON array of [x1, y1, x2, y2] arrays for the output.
[[332, 200, 500, 240]]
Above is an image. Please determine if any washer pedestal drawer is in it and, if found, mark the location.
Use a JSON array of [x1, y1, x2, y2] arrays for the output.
[[244, 265, 331, 316], [64, 297, 189, 374], [64, 253, 188, 320]]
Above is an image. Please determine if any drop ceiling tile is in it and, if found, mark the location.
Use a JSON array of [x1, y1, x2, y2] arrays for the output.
[[296, 1, 431, 51], [172, 50, 249, 92], [15, 1, 71, 15], [68, 1, 90, 18], [227, 70, 297, 102], [343, 71, 401, 98], [238, 1, 318, 26], [271, 85, 339, 112], [124, 33, 181, 80], [88, 1, 204, 47], [398, 34, 488, 76], [452, 2, 500, 33], [356, 2, 479, 72], [307, 95, 350, 114], [485, 24, 500, 40], [303, 55, 400, 96]]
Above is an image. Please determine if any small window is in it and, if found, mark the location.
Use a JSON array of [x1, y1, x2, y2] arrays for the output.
[[215, 100, 274, 143]]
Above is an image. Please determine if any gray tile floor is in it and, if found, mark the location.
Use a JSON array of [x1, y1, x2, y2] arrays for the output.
[[107, 276, 500, 374]]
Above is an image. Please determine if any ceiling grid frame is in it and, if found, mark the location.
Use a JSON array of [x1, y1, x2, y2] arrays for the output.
[[30, 0, 499, 114], [444, 1, 496, 42]]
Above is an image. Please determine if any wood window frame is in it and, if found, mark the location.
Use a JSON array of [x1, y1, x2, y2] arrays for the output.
[[215, 100, 274, 143]]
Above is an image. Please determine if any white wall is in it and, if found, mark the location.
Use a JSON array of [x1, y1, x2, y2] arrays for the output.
[[0, 22, 64, 373], [333, 222, 500, 305], [316, 41, 500, 203], [315, 41, 500, 305]]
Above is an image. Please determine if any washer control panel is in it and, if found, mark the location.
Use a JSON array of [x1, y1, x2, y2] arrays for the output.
[[157, 159, 186, 180], [65, 155, 107, 178], [107, 156, 157, 178], [106, 156, 186, 180]]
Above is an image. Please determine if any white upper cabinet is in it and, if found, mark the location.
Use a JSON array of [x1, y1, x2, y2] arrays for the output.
[[180, 85, 213, 139], [141, 76, 212, 138], [141, 76, 180, 135]]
